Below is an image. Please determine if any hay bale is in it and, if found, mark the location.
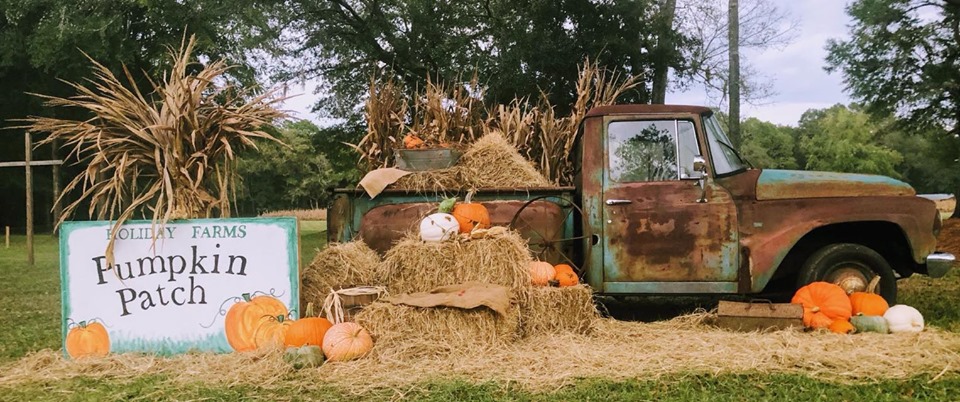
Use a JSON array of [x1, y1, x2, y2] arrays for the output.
[[391, 166, 467, 193], [355, 301, 520, 358], [301, 241, 383, 309], [380, 230, 532, 298], [389, 132, 551, 192], [519, 285, 599, 337], [459, 132, 553, 188]]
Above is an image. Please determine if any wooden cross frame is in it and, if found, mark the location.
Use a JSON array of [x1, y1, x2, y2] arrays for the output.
[[0, 133, 63, 265]]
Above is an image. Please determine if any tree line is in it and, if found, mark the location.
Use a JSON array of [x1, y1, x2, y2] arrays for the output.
[[0, 0, 957, 225]]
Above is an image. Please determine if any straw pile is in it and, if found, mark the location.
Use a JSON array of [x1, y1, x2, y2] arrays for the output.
[[391, 132, 552, 192], [380, 231, 532, 298], [6, 314, 960, 395], [519, 285, 599, 337], [300, 241, 384, 309], [458, 132, 553, 188], [355, 302, 520, 359]]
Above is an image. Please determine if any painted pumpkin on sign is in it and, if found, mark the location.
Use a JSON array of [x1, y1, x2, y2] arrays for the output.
[[65, 320, 110, 359], [322, 322, 373, 362], [225, 293, 289, 352], [253, 315, 292, 350], [791, 282, 853, 329]]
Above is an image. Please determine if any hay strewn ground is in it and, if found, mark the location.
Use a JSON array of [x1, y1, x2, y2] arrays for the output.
[[4, 314, 959, 395]]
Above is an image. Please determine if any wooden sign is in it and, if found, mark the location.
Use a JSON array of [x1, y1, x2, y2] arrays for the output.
[[60, 217, 299, 358]]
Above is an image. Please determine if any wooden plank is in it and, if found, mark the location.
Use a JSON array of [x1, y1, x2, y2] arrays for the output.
[[717, 300, 803, 319], [25, 132, 33, 266], [0, 160, 63, 168]]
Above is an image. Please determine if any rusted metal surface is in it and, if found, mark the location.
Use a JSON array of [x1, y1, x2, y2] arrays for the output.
[[755, 170, 915, 200], [357, 200, 569, 258], [580, 116, 606, 290], [601, 180, 739, 283]]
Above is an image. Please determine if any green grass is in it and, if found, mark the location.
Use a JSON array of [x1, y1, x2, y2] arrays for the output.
[[3, 225, 960, 400]]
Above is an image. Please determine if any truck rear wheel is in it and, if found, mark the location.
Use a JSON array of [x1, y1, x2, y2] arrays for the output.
[[796, 243, 897, 305]]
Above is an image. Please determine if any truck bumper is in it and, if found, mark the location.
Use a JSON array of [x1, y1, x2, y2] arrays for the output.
[[925, 252, 955, 278]]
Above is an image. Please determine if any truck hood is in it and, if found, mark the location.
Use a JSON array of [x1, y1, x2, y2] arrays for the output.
[[756, 169, 915, 201]]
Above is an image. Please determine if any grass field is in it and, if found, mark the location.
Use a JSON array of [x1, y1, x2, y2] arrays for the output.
[[1, 220, 959, 400]]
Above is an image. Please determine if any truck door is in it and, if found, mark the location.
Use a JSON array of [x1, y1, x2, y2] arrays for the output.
[[601, 116, 739, 293]]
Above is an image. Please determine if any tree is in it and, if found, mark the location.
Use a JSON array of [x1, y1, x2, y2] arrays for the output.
[[826, 0, 960, 136], [0, 0, 285, 229], [739, 117, 798, 169], [727, 0, 741, 146], [651, 0, 679, 104], [285, 0, 689, 118], [236, 121, 339, 214], [673, 0, 797, 109], [796, 105, 903, 177]]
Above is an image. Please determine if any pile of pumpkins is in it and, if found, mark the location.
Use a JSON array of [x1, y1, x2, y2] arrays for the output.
[[791, 279, 924, 334], [418, 196, 583, 288], [420, 195, 491, 242], [281, 304, 374, 369], [529, 261, 580, 287]]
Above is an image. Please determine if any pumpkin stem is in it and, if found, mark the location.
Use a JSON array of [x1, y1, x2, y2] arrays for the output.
[[78, 320, 87, 328], [465, 189, 476, 204], [866, 276, 881, 294], [811, 306, 820, 313], [276, 315, 286, 323], [241, 293, 252, 302], [305, 302, 315, 318]]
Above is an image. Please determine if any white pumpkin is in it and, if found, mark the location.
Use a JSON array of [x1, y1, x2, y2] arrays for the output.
[[419, 213, 459, 242], [883, 304, 924, 333]]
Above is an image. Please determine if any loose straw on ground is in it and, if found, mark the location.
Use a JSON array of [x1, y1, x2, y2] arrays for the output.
[[5, 315, 960, 395]]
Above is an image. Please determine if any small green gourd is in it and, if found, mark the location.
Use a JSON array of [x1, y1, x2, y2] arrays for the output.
[[283, 345, 325, 369], [850, 314, 889, 334]]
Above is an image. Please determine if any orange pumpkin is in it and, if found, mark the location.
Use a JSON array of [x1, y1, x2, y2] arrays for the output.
[[322, 322, 373, 362], [791, 282, 852, 329], [849, 277, 889, 316], [285, 303, 333, 347], [252, 315, 292, 350], [452, 192, 490, 233], [556, 270, 579, 287], [225, 293, 289, 352], [554, 264, 575, 275], [829, 319, 856, 334], [65, 320, 110, 359], [529, 261, 556, 286], [403, 134, 424, 149]]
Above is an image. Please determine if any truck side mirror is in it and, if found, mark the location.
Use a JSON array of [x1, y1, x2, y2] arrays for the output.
[[693, 155, 708, 203]]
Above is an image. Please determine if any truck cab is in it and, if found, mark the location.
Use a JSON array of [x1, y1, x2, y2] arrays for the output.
[[330, 104, 954, 304], [580, 105, 952, 303]]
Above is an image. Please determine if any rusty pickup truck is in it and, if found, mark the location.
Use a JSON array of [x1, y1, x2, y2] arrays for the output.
[[329, 104, 954, 304]]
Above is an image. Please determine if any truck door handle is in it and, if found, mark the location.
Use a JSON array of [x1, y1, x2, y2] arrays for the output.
[[605, 199, 632, 205]]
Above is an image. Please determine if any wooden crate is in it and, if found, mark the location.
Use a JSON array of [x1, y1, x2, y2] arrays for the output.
[[716, 300, 803, 332]]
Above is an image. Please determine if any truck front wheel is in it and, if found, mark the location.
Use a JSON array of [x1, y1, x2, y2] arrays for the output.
[[796, 243, 897, 305]]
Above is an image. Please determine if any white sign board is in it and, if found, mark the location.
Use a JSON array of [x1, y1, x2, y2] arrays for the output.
[[60, 218, 299, 357]]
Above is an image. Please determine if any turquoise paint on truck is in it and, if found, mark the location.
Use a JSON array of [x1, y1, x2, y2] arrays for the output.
[[756, 169, 915, 201]]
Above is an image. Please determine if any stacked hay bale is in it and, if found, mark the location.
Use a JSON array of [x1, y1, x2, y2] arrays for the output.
[[519, 285, 599, 337], [300, 241, 383, 310]]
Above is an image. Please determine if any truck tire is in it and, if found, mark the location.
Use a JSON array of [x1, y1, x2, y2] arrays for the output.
[[795, 243, 897, 305]]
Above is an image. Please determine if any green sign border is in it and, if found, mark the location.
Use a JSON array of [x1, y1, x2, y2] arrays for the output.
[[60, 217, 299, 357]]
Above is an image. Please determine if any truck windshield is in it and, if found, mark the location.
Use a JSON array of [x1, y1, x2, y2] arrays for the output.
[[703, 114, 747, 176]]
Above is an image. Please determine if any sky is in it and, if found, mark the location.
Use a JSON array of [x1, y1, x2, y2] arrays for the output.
[[283, 0, 855, 127], [669, 0, 853, 126]]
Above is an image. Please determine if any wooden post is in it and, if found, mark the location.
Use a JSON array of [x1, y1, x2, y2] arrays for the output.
[[52, 139, 62, 233], [25, 132, 34, 266]]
